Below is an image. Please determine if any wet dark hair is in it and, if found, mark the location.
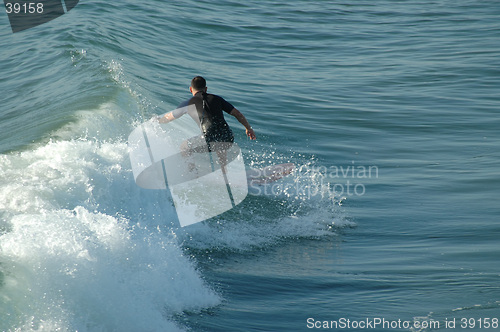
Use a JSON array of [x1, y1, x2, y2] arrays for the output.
[[191, 76, 206, 91]]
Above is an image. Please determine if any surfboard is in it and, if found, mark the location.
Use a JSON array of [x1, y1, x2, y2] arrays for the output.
[[246, 163, 295, 185]]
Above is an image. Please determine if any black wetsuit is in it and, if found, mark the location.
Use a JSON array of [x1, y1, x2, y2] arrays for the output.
[[173, 91, 235, 145]]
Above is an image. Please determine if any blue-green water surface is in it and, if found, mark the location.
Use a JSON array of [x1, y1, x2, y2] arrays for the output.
[[1, 1, 499, 331]]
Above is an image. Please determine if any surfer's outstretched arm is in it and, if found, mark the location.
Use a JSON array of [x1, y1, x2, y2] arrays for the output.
[[230, 108, 256, 140], [157, 112, 176, 123]]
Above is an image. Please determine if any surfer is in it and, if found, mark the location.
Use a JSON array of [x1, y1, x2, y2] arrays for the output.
[[157, 76, 256, 172]]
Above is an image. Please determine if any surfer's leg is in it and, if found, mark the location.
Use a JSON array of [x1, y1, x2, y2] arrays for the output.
[[181, 135, 209, 172], [181, 135, 209, 156], [210, 141, 233, 175]]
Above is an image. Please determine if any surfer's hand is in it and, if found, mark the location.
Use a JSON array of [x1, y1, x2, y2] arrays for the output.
[[156, 112, 175, 124], [246, 127, 256, 140]]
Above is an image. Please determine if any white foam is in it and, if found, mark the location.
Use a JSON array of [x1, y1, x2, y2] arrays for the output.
[[0, 132, 220, 331]]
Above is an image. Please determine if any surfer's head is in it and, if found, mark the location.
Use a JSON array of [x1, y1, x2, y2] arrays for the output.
[[190, 76, 207, 94]]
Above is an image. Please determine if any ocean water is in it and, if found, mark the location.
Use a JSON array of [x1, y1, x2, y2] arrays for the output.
[[1, 1, 499, 331]]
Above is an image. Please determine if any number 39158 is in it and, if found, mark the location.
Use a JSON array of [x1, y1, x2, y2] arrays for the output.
[[5, 3, 44, 14]]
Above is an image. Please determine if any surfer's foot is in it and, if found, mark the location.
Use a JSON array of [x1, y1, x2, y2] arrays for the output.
[[188, 162, 198, 174]]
